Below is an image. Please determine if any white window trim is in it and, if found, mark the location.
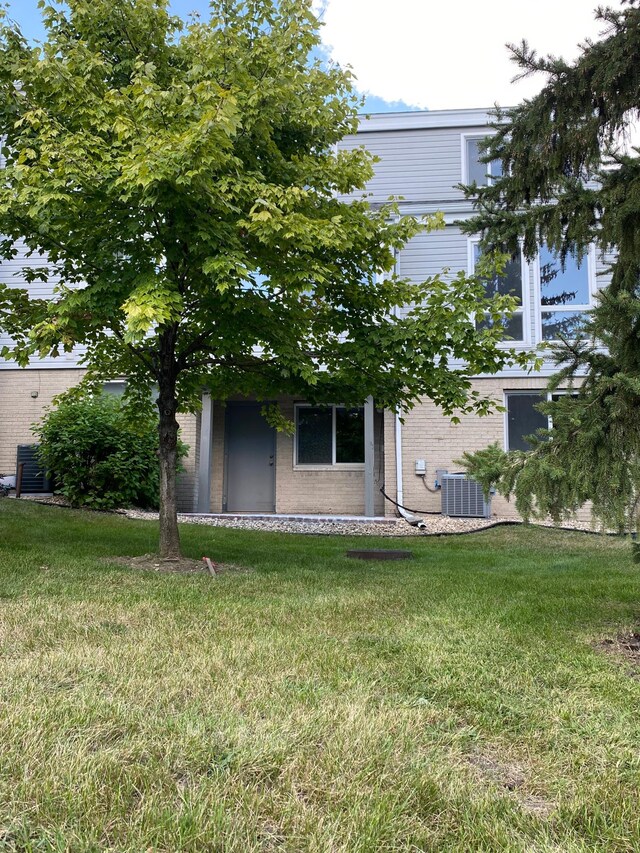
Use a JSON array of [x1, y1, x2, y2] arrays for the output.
[[533, 243, 596, 343], [293, 403, 365, 470], [468, 238, 530, 347], [547, 389, 580, 429], [461, 133, 500, 186]]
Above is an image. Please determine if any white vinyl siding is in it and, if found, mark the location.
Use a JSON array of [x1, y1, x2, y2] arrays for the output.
[[0, 239, 85, 369], [339, 124, 498, 205]]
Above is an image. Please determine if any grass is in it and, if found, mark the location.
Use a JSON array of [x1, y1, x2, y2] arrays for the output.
[[1, 501, 640, 851]]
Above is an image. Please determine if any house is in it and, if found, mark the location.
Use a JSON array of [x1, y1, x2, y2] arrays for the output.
[[0, 108, 609, 519]]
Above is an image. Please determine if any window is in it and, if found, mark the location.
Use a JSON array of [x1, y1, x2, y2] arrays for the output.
[[295, 405, 364, 466], [102, 380, 159, 402], [505, 393, 548, 451], [538, 245, 592, 340], [102, 381, 126, 397], [548, 390, 580, 428], [471, 242, 526, 342], [506, 391, 583, 449], [463, 136, 502, 186]]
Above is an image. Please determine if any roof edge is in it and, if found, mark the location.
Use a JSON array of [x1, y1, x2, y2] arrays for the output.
[[355, 107, 509, 133]]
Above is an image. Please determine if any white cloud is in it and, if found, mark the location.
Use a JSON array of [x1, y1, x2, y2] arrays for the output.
[[318, 0, 625, 110]]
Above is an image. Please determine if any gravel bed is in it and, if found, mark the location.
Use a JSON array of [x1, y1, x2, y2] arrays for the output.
[[122, 509, 605, 537], [17, 495, 609, 536]]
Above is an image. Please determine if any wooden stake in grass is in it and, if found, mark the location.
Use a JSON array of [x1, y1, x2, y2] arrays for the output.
[[203, 556, 218, 577]]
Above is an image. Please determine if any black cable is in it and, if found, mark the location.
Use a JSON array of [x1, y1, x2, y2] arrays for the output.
[[379, 485, 443, 516], [420, 474, 440, 494]]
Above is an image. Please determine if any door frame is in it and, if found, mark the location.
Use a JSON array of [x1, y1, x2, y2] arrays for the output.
[[222, 401, 276, 512]]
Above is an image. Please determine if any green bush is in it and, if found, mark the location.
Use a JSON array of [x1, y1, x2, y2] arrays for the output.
[[35, 394, 184, 510]]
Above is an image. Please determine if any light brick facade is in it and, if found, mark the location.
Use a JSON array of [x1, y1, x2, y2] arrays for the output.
[[0, 369, 84, 476], [0, 368, 198, 511], [203, 398, 385, 516], [397, 377, 547, 520]]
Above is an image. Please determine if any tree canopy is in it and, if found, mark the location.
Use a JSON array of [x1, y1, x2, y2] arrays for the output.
[[0, 0, 530, 556], [460, 0, 640, 534]]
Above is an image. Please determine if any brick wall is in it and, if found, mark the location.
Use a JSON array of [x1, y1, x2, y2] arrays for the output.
[[395, 377, 592, 522], [176, 412, 197, 512], [274, 400, 385, 515], [207, 398, 385, 515], [0, 373, 585, 522], [0, 368, 197, 511], [0, 369, 85, 475], [203, 387, 592, 522]]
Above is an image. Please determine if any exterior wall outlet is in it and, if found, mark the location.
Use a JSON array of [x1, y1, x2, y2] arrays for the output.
[[435, 469, 448, 489]]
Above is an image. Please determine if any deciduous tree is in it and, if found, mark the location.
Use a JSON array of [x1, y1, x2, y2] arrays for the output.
[[0, 0, 529, 557]]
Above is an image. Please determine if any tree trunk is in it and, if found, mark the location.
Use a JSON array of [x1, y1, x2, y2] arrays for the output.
[[157, 333, 181, 560]]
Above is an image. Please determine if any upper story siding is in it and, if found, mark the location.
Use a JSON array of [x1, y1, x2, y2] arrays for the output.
[[338, 108, 494, 213], [1, 108, 614, 376], [340, 108, 614, 378]]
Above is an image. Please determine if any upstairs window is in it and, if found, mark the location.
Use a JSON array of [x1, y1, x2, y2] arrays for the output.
[[538, 245, 592, 340], [463, 136, 502, 186], [471, 242, 526, 343], [295, 405, 364, 466]]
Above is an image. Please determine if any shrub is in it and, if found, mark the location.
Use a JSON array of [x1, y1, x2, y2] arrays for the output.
[[35, 394, 185, 510]]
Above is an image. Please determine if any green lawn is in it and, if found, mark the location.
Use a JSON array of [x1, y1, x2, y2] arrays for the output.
[[1, 501, 639, 852]]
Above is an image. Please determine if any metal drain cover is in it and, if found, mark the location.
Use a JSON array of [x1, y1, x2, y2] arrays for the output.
[[346, 549, 413, 561]]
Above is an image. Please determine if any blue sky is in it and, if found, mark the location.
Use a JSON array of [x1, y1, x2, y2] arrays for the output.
[[4, 0, 418, 113]]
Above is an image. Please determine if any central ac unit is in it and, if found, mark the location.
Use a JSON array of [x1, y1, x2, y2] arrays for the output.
[[440, 474, 491, 519]]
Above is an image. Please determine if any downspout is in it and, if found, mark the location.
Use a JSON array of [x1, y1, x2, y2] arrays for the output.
[[394, 409, 425, 524], [391, 262, 414, 524], [395, 409, 406, 515], [391, 242, 413, 524]]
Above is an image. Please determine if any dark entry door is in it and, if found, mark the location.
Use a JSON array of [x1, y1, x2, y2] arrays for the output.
[[223, 403, 276, 512]]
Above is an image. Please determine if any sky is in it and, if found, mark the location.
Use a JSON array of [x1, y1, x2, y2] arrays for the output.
[[5, 0, 626, 112]]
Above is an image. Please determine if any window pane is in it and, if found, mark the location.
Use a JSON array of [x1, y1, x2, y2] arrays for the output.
[[466, 138, 501, 185], [476, 312, 524, 341], [297, 407, 332, 464], [541, 311, 587, 340], [539, 246, 589, 306], [474, 244, 524, 341], [102, 382, 126, 397], [335, 407, 365, 463], [467, 138, 487, 185], [475, 245, 522, 301], [507, 394, 547, 451]]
